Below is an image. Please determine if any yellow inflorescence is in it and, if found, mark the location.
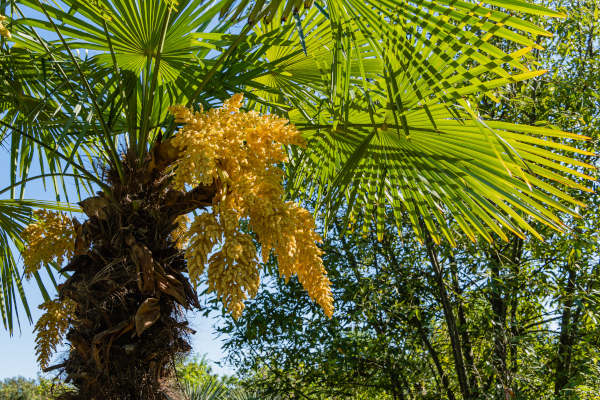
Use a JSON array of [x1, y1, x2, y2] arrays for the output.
[[0, 16, 10, 39], [172, 214, 191, 249], [170, 95, 333, 319], [22, 210, 74, 278], [34, 298, 76, 369]]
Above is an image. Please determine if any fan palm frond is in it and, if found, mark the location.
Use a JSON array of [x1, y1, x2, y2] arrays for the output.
[[0, 0, 593, 330]]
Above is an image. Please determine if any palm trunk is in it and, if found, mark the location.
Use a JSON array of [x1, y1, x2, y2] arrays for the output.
[[56, 154, 215, 399], [486, 238, 523, 396]]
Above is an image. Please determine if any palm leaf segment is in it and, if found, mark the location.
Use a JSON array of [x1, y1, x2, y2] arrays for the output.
[[240, 1, 595, 245], [0, 0, 594, 328], [0, 199, 78, 333], [218, 0, 314, 23]]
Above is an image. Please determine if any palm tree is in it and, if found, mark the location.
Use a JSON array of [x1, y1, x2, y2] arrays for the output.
[[0, 0, 593, 399], [177, 378, 279, 400]]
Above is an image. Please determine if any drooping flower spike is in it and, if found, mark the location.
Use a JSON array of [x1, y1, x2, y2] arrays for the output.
[[170, 94, 333, 319]]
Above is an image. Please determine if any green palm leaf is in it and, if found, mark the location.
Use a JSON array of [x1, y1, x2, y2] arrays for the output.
[[0, 0, 593, 331], [235, 2, 592, 244], [0, 199, 79, 333]]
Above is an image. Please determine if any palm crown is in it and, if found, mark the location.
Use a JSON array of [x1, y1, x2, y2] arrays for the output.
[[0, 0, 594, 395]]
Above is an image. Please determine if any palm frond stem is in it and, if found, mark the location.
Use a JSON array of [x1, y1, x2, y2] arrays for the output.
[[0, 120, 105, 189], [186, 24, 254, 108], [102, 18, 133, 155], [0, 174, 93, 196], [32, 0, 124, 182], [139, 6, 173, 158]]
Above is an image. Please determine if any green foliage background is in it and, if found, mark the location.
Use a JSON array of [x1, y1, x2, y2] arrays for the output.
[[213, 3, 600, 399]]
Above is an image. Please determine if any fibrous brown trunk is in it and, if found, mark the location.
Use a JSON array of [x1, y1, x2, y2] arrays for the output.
[[55, 151, 215, 399], [508, 239, 523, 379]]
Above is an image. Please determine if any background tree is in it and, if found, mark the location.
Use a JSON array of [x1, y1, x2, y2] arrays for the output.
[[0, 376, 73, 399], [0, 377, 40, 400], [219, 4, 600, 393]]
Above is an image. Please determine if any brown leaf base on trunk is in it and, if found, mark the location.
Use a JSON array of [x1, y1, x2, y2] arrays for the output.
[[55, 152, 215, 399]]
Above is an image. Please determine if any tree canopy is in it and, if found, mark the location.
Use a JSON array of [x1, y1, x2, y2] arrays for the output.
[[215, 2, 600, 397]]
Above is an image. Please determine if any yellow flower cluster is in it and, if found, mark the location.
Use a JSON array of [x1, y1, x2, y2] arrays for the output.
[[172, 214, 190, 249], [170, 95, 333, 319], [185, 210, 260, 319], [0, 16, 10, 39], [165, 0, 179, 10], [34, 298, 76, 369], [249, 202, 332, 316], [22, 210, 74, 278]]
